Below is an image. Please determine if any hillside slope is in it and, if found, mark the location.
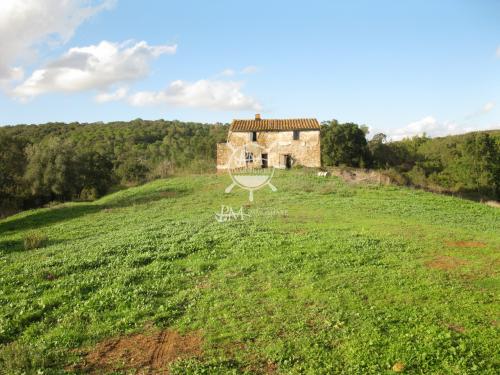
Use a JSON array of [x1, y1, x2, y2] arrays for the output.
[[0, 171, 499, 374]]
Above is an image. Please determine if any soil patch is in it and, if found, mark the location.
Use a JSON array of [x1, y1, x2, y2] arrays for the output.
[[447, 323, 466, 334], [445, 241, 487, 248], [80, 329, 202, 374], [426, 256, 467, 271]]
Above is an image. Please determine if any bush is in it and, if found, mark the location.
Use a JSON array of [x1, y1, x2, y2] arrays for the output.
[[23, 232, 48, 250], [382, 168, 408, 186], [79, 186, 99, 201], [406, 166, 428, 187]]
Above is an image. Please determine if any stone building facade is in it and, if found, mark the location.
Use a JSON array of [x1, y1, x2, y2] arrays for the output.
[[217, 115, 321, 171]]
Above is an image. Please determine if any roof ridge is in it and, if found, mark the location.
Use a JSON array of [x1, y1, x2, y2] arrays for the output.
[[230, 118, 320, 132]]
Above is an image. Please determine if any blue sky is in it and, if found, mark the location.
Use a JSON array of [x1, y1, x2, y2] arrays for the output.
[[0, 0, 499, 139]]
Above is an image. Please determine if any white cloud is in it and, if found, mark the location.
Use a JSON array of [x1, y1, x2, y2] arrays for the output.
[[217, 66, 259, 77], [13, 40, 176, 99], [220, 69, 236, 77], [465, 101, 495, 119], [95, 87, 128, 103], [496, 45, 500, 58], [128, 79, 262, 111], [241, 65, 259, 74], [0, 0, 115, 80], [482, 101, 495, 113], [1, 67, 24, 83], [390, 115, 499, 141], [391, 116, 440, 140]]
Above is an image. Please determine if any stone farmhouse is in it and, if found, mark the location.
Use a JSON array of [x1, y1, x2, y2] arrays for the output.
[[217, 114, 321, 171]]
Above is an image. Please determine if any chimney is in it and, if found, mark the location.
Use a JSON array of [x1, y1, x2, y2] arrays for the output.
[[255, 113, 261, 121]]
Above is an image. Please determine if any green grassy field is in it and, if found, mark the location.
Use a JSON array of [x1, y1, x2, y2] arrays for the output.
[[0, 171, 499, 374]]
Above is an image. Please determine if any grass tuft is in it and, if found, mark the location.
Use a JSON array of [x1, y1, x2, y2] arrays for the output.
[[0, 342, 64, 374], [23, 231, 48, 250]]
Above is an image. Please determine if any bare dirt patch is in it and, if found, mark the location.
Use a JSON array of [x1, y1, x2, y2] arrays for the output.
[[447, 323, 466, 334], [80, 329, 202, 374], [445, 241, 487, 248], [426, 256, 468, 271]]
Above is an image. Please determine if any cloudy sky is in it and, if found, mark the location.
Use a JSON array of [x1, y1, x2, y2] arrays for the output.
[[0, 0, 499, 139]]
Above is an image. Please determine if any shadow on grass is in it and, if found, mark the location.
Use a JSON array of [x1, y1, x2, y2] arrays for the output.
[[392, 180, 498, 204], [0, 187, 192, 235], [0, 204, 100, 235], [0, 238, 67, 255], [103, 187, 191, 208]]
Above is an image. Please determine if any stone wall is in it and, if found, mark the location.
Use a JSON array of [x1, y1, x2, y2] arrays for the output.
[[217, 130, 321, 170]]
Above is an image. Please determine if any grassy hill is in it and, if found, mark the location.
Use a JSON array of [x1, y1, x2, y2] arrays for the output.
[[0, 171, 498, 374]]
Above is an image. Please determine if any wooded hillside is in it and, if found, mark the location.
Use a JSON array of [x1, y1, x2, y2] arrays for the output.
[[0, 120, 227, 215], [1, 119, 499, 217]]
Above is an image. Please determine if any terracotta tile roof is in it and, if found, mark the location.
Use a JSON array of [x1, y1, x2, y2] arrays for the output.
[[230, 118, 320, 132]]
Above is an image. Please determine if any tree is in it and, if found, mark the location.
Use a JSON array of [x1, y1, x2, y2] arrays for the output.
[[370, 133, 387, 144], [77, 151, 114, 197], [368, 133, 389, 168], [321, 120, 371, 167], [458, 133, 499, 197], [0, 134, 27, 214], [24, 137, 81, 202], [115, 155, 150, 185]]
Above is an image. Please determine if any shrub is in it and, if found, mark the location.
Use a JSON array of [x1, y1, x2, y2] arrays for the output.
[[80, 186, 99, 201], [23, 231, 48, 250], [406, 165, 428, 187], [382, 168, 408, 186]]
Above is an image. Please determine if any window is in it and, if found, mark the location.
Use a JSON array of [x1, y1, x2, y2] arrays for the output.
[[245, 152, 254, 163], [293, 130, 300, 140], [250, 131, 257, 142]]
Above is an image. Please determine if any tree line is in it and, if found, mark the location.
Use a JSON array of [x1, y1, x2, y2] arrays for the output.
[[0, 119, 227, 216], [321, 120, 500, 200], [1, 119, 499, 217]]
